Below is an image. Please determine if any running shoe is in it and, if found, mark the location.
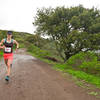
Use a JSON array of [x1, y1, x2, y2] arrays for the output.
[[5, 76, 10, 81]]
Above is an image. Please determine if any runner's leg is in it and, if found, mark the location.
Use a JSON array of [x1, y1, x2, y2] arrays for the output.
[[4, 59, 8, 66], [6, 59, 12, 76]]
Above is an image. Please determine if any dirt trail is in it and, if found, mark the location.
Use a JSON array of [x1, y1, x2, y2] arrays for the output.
[[0, 49, 99, 100]]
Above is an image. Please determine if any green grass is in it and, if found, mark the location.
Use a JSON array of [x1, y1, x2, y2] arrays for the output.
[[88, 91, 98, 96], [66, 69, 100, 88], [19, 43, 25, 48], [0, 51, 3, 60], [53, 63, 100, 88], [28, 51, 57, 65]]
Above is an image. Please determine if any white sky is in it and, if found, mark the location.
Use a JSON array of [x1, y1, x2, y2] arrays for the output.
[[0, 0, 100, 34]]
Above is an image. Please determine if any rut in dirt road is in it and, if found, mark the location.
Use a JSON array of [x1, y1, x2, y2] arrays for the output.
[[0, 49, 99, 100]]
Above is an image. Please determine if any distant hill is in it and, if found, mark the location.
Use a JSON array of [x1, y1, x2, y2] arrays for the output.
[[0, 29, 33, 43]]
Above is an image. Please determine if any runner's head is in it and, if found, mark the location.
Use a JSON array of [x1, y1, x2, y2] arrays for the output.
[[7, 31, 13, 38]]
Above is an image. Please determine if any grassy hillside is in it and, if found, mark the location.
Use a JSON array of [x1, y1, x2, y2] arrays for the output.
[[0, 29, 33, 48]]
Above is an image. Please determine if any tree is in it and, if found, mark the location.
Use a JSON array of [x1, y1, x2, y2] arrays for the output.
[[26, 34, 47, 48], [34, 5, 100, 62]]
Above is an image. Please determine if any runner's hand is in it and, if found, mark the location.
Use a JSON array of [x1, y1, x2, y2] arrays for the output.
[[0, 46, 5, 49], [15, 48, 18, 53]]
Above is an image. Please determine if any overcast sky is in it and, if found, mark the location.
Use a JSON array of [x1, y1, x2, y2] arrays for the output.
[[0, 0, 100, 34]]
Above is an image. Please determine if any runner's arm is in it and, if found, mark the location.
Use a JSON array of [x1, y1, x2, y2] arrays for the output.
[[13, 40, 19, 49]]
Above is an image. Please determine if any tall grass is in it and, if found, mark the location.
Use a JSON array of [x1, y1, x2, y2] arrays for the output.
[[27, 44, 51, 58], [0, 51, 3, 60]]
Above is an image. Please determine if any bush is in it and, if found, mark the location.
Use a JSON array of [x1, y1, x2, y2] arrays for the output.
[[65, 51, 100, 76], [27, 44, 51, 57]]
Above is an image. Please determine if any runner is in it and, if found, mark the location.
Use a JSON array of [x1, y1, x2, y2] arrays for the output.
[[0, 31, 19, 81]]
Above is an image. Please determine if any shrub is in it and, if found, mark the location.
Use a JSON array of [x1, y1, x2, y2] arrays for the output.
[[27, 44, 51, 57], [66, 51, 100, 76]]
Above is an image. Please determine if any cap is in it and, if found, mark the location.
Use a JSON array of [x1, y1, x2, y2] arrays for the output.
[[7, 31, 13, 35]]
